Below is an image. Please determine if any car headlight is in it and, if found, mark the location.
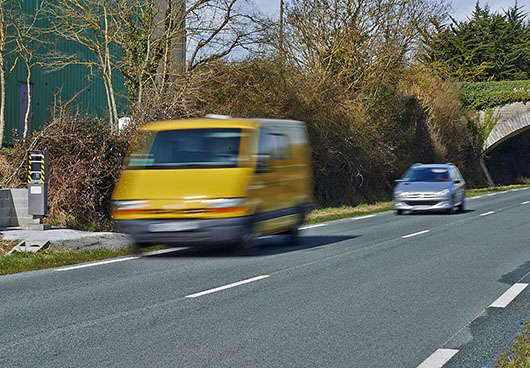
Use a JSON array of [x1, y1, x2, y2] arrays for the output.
[[394, 191, 408, 197], [201, 198, 244, 208], [435, 189, 450, 196]]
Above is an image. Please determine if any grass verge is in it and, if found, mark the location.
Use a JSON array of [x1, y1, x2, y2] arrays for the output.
[[495, 320, 530, 367], [0, 247, 135, 275], [306, 183, 530, 224], [1, 183, 529, 276]]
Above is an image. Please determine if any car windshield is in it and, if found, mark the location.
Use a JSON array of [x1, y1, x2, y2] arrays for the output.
[[402, 168, 451, 182], [125, 128, 249, 169]]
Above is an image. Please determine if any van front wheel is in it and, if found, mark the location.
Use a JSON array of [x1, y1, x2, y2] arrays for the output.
[[234, 223, 259, 254]]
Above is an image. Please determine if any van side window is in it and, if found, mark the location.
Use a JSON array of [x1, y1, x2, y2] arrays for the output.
[[258, 129, 290, 160], [271, 134, 290, 159], [258, 128, 274, 157]]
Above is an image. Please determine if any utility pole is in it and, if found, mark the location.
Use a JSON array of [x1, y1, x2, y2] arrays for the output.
[[279, 0, 284, 58]]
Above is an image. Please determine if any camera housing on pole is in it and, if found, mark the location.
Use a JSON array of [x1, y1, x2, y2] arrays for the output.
[[27, 151, 49, 227]]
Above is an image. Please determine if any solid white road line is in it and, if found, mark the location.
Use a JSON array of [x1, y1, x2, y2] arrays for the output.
[[489, 283, 528, 308], [402, 230, 430, 239], [522, 201, 530, 205], [300, 224, 327, 230], [55, 256, 139, 271], [417, 349, 459, 368], [473, 195, 483, 199], [352, 214, 377, 221], [479, 211, 495, 217], [185, 275, 270, 298], [486, 193, 497, 197]]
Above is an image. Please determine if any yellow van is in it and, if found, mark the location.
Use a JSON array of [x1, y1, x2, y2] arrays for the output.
[[111, 117, 313, 250]]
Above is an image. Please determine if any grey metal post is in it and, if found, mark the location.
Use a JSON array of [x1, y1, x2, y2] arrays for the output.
[[27, 151, 49, 223]]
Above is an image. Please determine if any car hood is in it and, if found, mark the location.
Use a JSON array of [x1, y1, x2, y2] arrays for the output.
[[395, 181, 453, 193]]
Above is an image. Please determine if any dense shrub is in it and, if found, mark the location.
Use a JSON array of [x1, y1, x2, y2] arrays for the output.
[[0, 107, 131, 231], [459, 80, 530, 110], [131, 59, 487, 206]]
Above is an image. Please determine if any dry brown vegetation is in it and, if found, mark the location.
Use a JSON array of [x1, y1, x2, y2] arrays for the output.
[[0, 0, 490, 229], [0, 105, 132, 230]]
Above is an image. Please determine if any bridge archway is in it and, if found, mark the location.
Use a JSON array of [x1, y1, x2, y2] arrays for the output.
[[481, 102, 530, 185], [483, 102, 530, 154]]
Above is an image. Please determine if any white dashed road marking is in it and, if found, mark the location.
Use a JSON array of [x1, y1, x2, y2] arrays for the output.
[[185, 275, 270, 298], [417, 349, 459, 368], [352, 214, 377, 221], [489, 283, 528, 308], [402, 230, 430, 239], [522, 201, 529, 205], [55, 256, 139, 271], [300, 224, 327, 230], [479, 211, 495, 217]]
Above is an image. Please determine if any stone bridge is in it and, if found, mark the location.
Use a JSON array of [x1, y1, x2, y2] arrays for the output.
[[483, 102, 530, 154], [481, 102, 530, 185]]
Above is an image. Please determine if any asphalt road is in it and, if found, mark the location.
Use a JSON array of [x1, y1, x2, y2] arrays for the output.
[[1, 188, 530, 368]]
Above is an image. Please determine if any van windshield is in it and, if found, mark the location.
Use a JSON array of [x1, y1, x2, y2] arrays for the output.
[[125, 128, 247, 169]]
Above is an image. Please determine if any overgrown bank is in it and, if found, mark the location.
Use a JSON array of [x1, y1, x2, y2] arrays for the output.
[[0, 0, 494, 230], [0, 59, 491, 230]]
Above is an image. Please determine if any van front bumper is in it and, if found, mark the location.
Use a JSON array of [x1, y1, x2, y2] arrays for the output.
[[115, 217, 252, 247]]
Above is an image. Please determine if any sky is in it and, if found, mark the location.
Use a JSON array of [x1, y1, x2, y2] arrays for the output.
[[252, 0, 530, 21]]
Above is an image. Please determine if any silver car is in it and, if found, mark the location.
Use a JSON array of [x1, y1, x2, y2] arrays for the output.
[[393, 163, 466, 215]]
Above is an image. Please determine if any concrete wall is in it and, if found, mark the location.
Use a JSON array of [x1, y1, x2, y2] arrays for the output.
[[0, 189, 33, 228]]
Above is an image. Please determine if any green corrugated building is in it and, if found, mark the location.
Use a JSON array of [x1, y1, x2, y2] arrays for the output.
[[2, 0, 128, 145]]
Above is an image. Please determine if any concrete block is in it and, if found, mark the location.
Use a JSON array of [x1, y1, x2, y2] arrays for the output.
[[21, 224, 52, 231], [7, 240, 50, 254]]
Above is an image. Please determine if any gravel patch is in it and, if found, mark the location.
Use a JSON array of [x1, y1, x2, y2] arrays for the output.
[[0, 228, 133, 251]]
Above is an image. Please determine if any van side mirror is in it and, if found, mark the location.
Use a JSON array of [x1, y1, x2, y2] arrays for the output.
[[256, 154, 271, 173]]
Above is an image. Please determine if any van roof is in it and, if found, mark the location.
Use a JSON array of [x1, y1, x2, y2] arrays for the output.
[[140, 118, 304, 131]]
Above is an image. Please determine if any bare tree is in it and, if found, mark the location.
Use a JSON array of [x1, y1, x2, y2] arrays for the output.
[[0, 0, 20, 146], [44, 0, 122, 131], [116, 0, 266, 105], [10, 0, 47, 140], [283, 0, 449, 93], [0, 0, 8, 146]]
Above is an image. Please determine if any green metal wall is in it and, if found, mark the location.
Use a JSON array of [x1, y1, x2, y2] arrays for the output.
[[3, 0, 129, 144]]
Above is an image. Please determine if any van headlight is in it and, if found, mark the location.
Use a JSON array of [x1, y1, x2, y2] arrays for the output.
[[111, 200, 151, 217], [112, 200, 150, 210], [435, 189, 450, 196], [201, 198, 244, 208], [394, 191, 408, 198]]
